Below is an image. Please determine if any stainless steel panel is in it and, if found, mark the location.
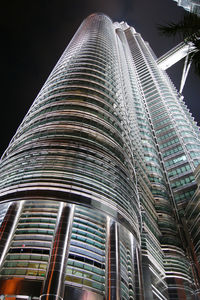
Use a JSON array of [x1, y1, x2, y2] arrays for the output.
[[142, 255, 154, 300], [105, 217, 120, 300], [40, 203, 75, 300], [0, 278, 43, 296], [64, 285, 104, 300], [0, 201, 24, 266]]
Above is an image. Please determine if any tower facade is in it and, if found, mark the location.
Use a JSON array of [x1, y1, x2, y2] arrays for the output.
[[172, 0, 200, 15], [0, 13, 200, 300]]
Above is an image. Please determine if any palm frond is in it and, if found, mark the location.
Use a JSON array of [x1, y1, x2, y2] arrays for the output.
[[157, 12, 200, 79], [158, 13, 200, 41]]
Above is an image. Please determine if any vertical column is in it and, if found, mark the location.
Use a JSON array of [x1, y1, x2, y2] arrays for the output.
[[106, 217, 120, 300], [40, 203, 75, 300], [130, 235, 144, 300], [0, 201, 24, 266], [141, 255, 154, 300]]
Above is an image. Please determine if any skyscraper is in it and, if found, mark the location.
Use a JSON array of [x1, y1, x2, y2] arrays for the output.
[[172, 0, 200, 15], [0, 13, 200, 300]]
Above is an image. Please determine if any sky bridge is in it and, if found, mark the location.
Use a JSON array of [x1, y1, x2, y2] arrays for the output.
[[157, 41, 196, 93]]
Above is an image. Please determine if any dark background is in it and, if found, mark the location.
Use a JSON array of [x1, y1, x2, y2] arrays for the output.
[[1, 0, 199, 156]]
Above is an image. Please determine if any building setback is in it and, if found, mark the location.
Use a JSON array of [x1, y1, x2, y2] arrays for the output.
[[0, 13, 200, 300]]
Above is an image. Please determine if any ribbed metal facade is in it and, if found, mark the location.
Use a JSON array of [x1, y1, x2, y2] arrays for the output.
[[0, 13, 200, 300]]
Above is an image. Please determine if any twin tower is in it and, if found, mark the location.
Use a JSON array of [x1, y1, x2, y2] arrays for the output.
[[0, 13, 200, 300]]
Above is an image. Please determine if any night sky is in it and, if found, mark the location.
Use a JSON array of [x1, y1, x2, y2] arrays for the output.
[[1, 0, 199, 156]]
